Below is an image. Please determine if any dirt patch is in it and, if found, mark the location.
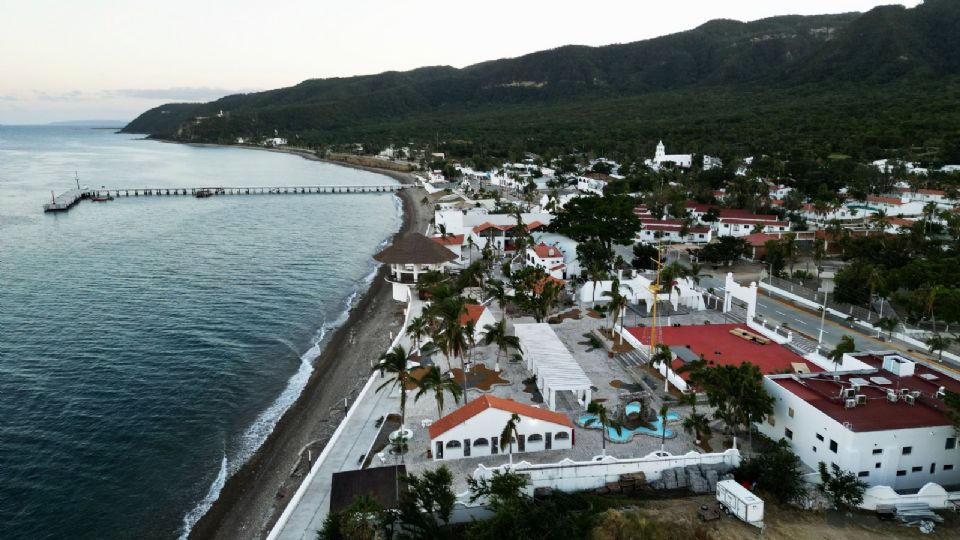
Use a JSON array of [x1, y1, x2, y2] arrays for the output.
[[548, 308, 583, 324], [587, 309, 604, 319], [630, 494, 960, 540], [450, 363, 509, 392], [610, 379, 646, 393]]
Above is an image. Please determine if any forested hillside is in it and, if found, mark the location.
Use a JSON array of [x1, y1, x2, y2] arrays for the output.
[[123, 0, 960, 162]]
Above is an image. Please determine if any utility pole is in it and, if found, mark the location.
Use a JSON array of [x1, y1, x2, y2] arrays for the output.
[[818, 290, 829, 345]]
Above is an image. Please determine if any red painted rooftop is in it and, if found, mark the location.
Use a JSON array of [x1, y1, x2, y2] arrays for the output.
[[428, 395, 573, 439], [431, 234, 465, 246], [771, 353, 960, 432], [458, 304, 488, 326], [626, 323, 819, 378], [532, 243, 562, 259]]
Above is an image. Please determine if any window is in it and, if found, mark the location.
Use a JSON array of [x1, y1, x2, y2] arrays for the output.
[[872, 449, 883, 455], [912, 466, 922, 473], [858, 471, 869, 477], [896, 470, 906, 477], [945, 465, 954, 471], [813, 446, 817, 452], [816, 433, 824, 442], [875, 462, 881, 469], [555, 432, 570, 440], [829, 440, 838, 453], [903, 446, 913, 455], [785, 428, 793, 440], [473, 438, 489, 447], [445, 440, 462, 448], [788, 407, 795, 418], [527, 434, 543, 443], [947, 437, 957, 450], [930, 463, 936, 474]]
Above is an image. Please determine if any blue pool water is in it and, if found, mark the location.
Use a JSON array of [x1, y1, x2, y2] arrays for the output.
[[578, 411, 680, 442]]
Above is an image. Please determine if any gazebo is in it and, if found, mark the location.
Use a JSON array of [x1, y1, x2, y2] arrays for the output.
[[374, 232, 457, 301], [514, 323, 592, 411]]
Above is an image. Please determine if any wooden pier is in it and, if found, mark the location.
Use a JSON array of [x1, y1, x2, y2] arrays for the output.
[[43, 184, 408, 212]]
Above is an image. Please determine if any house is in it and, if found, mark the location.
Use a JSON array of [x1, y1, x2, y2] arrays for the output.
[[758, 352, 960, 490], [715, 215, 789, 238], [459, 303, 497, 342], [529, 232, 581, 277], [703, 155, 723, 171], [431, 234, 466, 264], [428, 395, 574, 460], [373, 233, 458, 301], [526, 242, 566, 279], [427, 170, 446, 183], [635, 218, 712, 245], [576, 174, 609, 196]]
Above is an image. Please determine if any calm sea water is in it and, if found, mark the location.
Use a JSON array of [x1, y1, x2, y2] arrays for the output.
[[0, 126, 402, 539]]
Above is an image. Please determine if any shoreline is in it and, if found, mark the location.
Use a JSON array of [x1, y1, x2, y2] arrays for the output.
[[186, 145, 428, 540]]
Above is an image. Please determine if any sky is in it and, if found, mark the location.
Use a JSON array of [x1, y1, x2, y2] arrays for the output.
[[0, 0, 923, 124]]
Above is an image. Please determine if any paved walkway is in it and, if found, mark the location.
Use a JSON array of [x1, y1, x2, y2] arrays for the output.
[[271, 297, 424, 540]]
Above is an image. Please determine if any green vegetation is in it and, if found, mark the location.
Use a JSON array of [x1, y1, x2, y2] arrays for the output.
[[818, 462, 867, 511], [736, 435, 807, 504], [125, 1, 960, 169]]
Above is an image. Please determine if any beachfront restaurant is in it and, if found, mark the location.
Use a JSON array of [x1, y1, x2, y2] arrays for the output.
[[428, 395, 574, 461], [373, 232, 457, 301]]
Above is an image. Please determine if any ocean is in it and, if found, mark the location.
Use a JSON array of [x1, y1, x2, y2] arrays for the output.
[[0, 126, 402, 539]]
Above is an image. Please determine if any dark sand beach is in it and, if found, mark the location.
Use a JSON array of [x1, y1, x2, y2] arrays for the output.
[[188, 148, 429, 540]]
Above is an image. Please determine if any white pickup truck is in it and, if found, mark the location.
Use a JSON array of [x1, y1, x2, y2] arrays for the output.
[[716, 479, 765, 529]]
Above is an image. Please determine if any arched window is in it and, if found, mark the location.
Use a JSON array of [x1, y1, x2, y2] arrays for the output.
[[527, 434, 543, 443], [473, 438, 489, 447], [555, 432, 570, 440], [445, 440, 462, 449]]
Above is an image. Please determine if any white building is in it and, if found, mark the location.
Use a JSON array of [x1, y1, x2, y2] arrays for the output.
[[715, 215, 789, 238], [460, 303, 497, 343], [703, 155, 723, 171], [373, 233, 458, 301], [526, 242, 566, 279], [758, 352, 960, 491], [431, 234, 466, 264], [635, 218, 713, 245], [645, 140, 693, 170], [428, 395, 574, 460], [576, 174, 609, 196], [514, 323, 593, 411]]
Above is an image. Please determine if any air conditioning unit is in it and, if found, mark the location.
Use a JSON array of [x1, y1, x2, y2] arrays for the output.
[[936, 386, 946, 400], [842, 388, 856, 399], [899, 388, 910, 397], [904, 394, 916, 405], [910, 390, 921, 399], [845, 398, 857, 409], [887, 390, 899, 403], [856, 394, 867, 405]]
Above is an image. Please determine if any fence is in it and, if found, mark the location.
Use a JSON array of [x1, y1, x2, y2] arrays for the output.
[[765, 275, 876, 322]]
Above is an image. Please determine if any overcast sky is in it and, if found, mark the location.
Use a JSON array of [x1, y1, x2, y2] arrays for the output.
[[0, 0, 922, 124]]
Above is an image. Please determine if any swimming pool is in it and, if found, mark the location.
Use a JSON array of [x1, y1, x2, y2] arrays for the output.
[[578, 410, 680, 442]]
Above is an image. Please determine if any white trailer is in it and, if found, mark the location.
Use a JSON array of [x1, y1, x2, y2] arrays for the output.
[[716, 479, 764, 529]]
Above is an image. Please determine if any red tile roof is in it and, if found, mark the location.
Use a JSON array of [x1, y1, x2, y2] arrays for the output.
[[431, 234, 465, 246], [771, 354, 960, 432], [918, 188, 946, 196], [532, 243, 562, 259], [867, 195, 903, 205], [472, 222, 510, 233], [458, 304, 488, 326], [626, 323, 819, 377], [428, 395, 573, 439], [742, 233, 780, 247], [526, 220, 545, 231]]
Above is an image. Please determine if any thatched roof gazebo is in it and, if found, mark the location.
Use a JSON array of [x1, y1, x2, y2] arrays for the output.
[[375, 233, 456, 301]]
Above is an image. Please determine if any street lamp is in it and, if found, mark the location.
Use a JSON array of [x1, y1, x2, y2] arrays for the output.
[[817, 290, 829, 345]]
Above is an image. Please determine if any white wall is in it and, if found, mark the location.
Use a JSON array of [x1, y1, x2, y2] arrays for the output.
[[431, 408, 573, 461], [759, 376, 960, 491]]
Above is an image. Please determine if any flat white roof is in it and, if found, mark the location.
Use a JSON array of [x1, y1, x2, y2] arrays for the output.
[[514, 323, 592, 392]]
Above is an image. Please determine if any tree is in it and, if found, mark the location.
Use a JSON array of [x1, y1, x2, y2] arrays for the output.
[[818, 462, 867, 511], [373, 345, 413, 436], [400, 466, 456, 532], [406, 315, 429, 356], [584, 401, 622, 457], [632, 243, 659, 271], [682, 412, 711, 446], [578, 238, 614, 306], [548, 194, 641, 249], [483, 318, 521, 373], [430, 296, 470, 388], [602, 275, 633, 339], [812, 238, 827, 277], [500, 413, 522, 465], [926, 333, 952, 362], [736, 436, 806, 504], [692, 362, 774, 436], [696, 237, 747, 267], [828, 335, 856, 373], [318, 495, 388, 540], [414, 365, 463, 419], [658, 403, 670, 451], [876, 316, 899, 340], [781, 233, 799, 275], [485, 279, 509, 321]]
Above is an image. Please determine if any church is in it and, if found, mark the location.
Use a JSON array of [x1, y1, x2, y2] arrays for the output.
[[645, 140, 693, 170]]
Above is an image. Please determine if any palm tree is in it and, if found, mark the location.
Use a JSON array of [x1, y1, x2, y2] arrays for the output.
[[372, 345, 413, 438], [588, 263, 608, 308], [466, 235, 476, 265], [584, 402, 622, 457], [687, 261, 703, 287], [430, 296, 471, 390], [683, 412, 711, 446], [406, 315, 429, 356], [812, 238, 827, 278], [877, 317, 899, 340], [414, 366, 463, 419], [864, 265, 884, 320], [500, 413, 522, 465], [926, 333, 952, 362], [781, 233, 798, 276], [923, 201, 938, 234], [602, 276, 634, 342], [828, 335, 856, 373], [485, 279, 509, 321], [658, 403, 670, 451], [482, 318, 520, 373], [871, 209, 891, 235]]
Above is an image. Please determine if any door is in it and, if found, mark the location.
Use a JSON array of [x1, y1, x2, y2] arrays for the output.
[[517, 434, 526, 452], [491, 435, 498, 455], [545, 432, 552, 450], [464, 439, 471, 457], [436, 441, 443, 460]]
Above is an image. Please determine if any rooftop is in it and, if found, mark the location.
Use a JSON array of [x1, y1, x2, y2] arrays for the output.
[[428, 395, 573, 439], [431, 234, 465, 246], [626, 323, 819, 378], [771, 352, 960, 432], [459, 304, 488, 326], [374, 233, 458, 264], [532, 243, 562, 259]]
